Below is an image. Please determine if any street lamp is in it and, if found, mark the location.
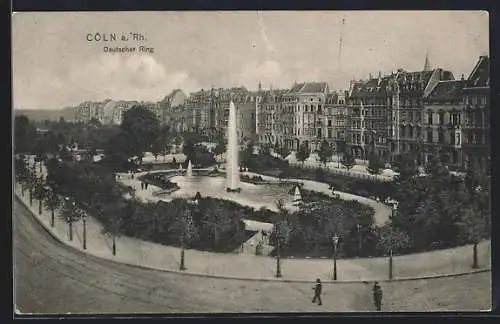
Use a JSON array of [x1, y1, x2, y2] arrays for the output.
[[275, 221, 282, 278], [82, 211, 87, 250], [332, 234, 339, 280], [64, 196, 76, 241], [389, 202, 398, 280]]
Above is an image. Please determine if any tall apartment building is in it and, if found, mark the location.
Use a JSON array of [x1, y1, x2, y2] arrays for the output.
[[346, 56, 455, 162], [256, 87, 289, 147], [290, 82, 330, 152], [74, 101, 101, 123], [185, 88, 217, 131], [347, 74, 391, 160], [422, 78, 466, 168], [215, 87, 257, 143], [462, 55, 490, 171], [160, 89, 188, 131], [324, 91, 348, 154]]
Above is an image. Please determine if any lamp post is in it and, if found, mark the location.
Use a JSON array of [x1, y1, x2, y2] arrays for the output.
[[180, 235, 186, 271], [65, 196, 75, 241], [389, 202, 397, 280], [332, 234, 339, 280], [82, 211, 87, 250], [275, 221, 282, 278]]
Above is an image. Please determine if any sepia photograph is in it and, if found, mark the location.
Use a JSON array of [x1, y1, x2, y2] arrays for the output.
[[12, 11, 491, 314]]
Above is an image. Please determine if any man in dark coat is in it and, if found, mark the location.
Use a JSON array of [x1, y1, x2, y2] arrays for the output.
[[373, 282, 383, 311], [312, 278, 322, 305]]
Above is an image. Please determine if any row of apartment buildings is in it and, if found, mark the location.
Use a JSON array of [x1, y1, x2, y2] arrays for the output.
[[346, 55, 489, 170], [72, 89, 187, 128], [71, 55, 489, 171]]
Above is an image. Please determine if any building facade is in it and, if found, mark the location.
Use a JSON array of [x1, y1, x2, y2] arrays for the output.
[[346, 57, 455, 162], [324, 91, 348, 154], [347, 73, 391, 160], [160, 89, 188, 131], [461, 55, 490, 171], [422, 79, 466, 168]]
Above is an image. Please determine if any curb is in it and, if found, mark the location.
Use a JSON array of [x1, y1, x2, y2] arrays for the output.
[[14, 190, 491, 285]]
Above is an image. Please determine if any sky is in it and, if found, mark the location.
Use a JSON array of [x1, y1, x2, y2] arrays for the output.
[[12, 11, 489, 110]]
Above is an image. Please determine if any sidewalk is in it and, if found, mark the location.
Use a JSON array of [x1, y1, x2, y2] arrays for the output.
[[15, 157, 491, 282]]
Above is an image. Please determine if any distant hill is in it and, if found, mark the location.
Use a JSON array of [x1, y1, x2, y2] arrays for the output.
[[14, 107, 75, 122]]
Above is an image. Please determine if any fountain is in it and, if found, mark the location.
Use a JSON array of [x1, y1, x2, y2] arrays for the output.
[[186, 160, 193, 178], [226, 101, 241, 192], [292, 185, 302, 206]]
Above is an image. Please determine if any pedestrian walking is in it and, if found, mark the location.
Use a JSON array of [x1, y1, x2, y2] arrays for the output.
[[141, 181, 144, 190], [145, 182, 149, 190], [173, 157, 177, 164], [312, 278, 322, 305], [373, 282, 383, 311]]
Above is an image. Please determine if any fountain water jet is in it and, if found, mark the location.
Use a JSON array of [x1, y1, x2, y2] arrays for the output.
[[226, 101, 241, 192], [186, 160, 193, 178]]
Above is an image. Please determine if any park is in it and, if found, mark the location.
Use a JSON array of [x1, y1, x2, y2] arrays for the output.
[[13, 104, 491, 311]]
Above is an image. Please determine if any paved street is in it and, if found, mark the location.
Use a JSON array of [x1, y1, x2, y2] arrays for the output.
[[14, 199, 491, 313]]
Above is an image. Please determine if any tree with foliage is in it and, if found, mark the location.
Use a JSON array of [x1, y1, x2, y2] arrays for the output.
[[317, 139, 333, 167], [32, 179, 47, 215], [367, 152, 385, 175], [182, 137, 196, 165], [44, 189, 61, 228], [60, 197, 83, 241], [341, 151, 355, 171], [375, 224, 411, 256], [214, 141, 226, 156], [101, 202, 125, 256], [240, 140, 255, 168], [120, 105, 161, 165], [14, 115, 37, 154], [25, 170, 38, 207], [455, 206, 487, 269], [296, 143, 310, 168], [392, 152, 418, 182], [15, 155, 29, 196]]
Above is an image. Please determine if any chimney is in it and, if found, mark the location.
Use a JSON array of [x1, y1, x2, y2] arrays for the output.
[[461, 74, 465, 80]]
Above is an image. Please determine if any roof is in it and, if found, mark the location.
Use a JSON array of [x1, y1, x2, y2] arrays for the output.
[[301, 82, 328, 93], [466, 56, 489, 88], [161, 89, 184, 102], [349, 77, 390, 98], [288, 82, 305, 93], [425, 80, 466, 101]]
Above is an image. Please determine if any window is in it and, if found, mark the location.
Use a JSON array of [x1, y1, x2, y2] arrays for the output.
[[427, 130, 433, 143], [328, 129, 332, 138], [438, 130, 444, 144], [409, 127, 414, 138], [450, 132, 455, 145], [427, 112, 433, 125], [327, 119, 332, 127], [438, 112, 445, 125]]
